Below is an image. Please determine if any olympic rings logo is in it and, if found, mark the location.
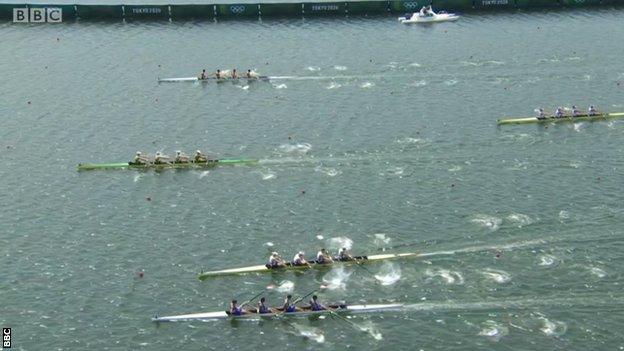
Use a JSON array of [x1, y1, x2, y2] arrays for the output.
[[230, 5, 246, 13]]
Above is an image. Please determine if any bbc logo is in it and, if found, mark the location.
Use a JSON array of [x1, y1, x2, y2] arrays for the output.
[[3, 328, 10, 349], [13, 8, 63, 23]]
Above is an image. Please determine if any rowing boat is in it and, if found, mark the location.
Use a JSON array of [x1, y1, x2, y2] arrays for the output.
[[497, 112, 624, 125], [197, 252, 418, 280], [158, 76, 270, 83], [152, 303, 404, 322], [77, 158, 258, 171]]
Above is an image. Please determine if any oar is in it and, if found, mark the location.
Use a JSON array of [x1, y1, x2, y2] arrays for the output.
[[292, 289, 318, 306], [328, 309, 367, 332], [239, 290, 266, 309]]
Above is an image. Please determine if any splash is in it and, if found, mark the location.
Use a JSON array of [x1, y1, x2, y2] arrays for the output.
[[506, 213, 535, 227], [198, 170, 210, 179], [278, 143, 312, 155], [590, 267, 607, 278], [290, 323, 325, 343], [334, 65, 347, 71], [326, 82, 342, 89], [470, 214, 502, 231], [273, 83, 287, 89], [478, 320, 508, 342], [481, 269, 511, 284], [360, 82, 374, 88], [558, 210, 570, 220], [322, 266, 352, 290], [425, 268, 464, 285], [444, 79, 458, 86], [275, 280, 295, 293], [306, 66, 321, 71], [539, 316, 567, 337], [315, 166, 341, 177], [373, 233, 391, 247], [261, 172, 276, 180], [133, 174, 142, 182], [538, 254, 557, 267], [327, 237, 354, 251], [409, 80, 427, 87], [374, 262, 401, 286]]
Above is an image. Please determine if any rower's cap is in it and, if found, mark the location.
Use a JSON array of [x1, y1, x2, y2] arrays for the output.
[[136, 151, 141, 155], [196, 150, 201, 154], [156, 152, 161, 155], [298, 251, 305, 255], [176, 150, 181, 155], [271, 251, 278, 256]]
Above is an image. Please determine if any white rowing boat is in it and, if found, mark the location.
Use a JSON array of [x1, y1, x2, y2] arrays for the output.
[[198, 252, 419, 280], [398, 11, 459, 24], [153, 303, 404, 322], [158, 75, 270, 83]]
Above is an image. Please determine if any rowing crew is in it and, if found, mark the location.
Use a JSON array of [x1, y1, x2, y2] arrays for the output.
[[268, 247, 354, 268], [199, 69, 258, 80], [537, 105, 599, 119], [133, 150, 211, 165], [229, 294, 327, 316]]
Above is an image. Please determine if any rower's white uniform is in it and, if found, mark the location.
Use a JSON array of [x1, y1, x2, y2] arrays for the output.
[[589, 105, 597, 115], [555, 108, 564, 118], [293, 252, 307, 265], [316, 250, 332, 264], [268, 252, 284, 267], [419, 6, 427, 16], [175, 151, 190, 163], [134, 151, 149, 164]]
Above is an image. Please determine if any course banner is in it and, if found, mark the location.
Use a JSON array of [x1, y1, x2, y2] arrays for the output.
[[259, 3, 302, 16], [473, 0, 514, 9], [302, 2, 347, 15], [515, 0, 560, 6], [170, 5, 214, 19], [388, 0, 423, 13], [216, 4, 259, 17], [0, 4, 20, 21], [346, 1, 389, 14], [560, 0, 601, 6], [124, 5, 170, 19], [30, 4, 76, 19], [432, 0, 474, 10], [76, 5, 123, 19]]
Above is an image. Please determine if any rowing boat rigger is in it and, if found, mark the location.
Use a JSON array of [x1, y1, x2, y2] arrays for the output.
[[77, 158, 258, 171], [497, 112, 624, 125], [197, 252, 418, 280], [152, 303, 404, 322]]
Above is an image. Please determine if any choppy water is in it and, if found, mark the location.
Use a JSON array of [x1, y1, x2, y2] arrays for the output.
[[2, 9, 624, 350]]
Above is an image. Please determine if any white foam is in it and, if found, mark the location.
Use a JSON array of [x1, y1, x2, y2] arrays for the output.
[[478, 320, 508, 342], [471, 214, 502, 231], [425, 268, 464, 285], [506, 213, 534, 227], [482, 269, 511, 284]]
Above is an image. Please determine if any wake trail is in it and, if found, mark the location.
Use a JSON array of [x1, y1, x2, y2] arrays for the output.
[[403, 295, 624, 313], [416, 239, 546, 258]]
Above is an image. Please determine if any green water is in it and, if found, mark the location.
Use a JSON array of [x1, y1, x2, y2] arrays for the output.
[[2, 10, 624, 350]]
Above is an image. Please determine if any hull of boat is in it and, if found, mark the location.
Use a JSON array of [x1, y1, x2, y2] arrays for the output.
[[497, 112, 624, 125], [152, 303, 404, 322], [197, 252, 419, 280], [77, 159, 259, 171], [158, 76, 269, 83]]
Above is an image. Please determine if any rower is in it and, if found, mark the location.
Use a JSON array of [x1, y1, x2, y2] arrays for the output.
[[572, 105, 581, 116], [194, 150, 208, 163], [199, 69, 207, 80], [257, 297, 272, 314], [536, 108, 546, 120], [174, 150, 190, 163], [309, 295, 326, 311], [216, 69, 222, 79], [282, 294, 298, 313], [133, 151, 149, 165], [337, 247, 354, 261], [316, 248, 333, 264], [268, 251, 286, 268], [554, 107, 564, 118], [154, 152, 170, 165], [588, 105, 598, 116], [231, 69, 238, 79], [292, 251, 310, 266], [229, 299, 245, 316]]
